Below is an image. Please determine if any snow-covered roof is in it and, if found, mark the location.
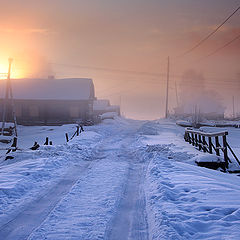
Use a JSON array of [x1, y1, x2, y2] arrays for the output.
[[0, 78, 95, 100]]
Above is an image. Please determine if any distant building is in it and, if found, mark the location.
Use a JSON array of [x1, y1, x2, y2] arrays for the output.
[[0, 78, 95, 125], [173, 105, 225, 120], [93, 99, 120, 116]]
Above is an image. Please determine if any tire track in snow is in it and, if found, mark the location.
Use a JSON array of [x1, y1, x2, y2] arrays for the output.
[[0, 161, 95, 240], [105, 149, 149, 240], [0, 119, 150, 240]]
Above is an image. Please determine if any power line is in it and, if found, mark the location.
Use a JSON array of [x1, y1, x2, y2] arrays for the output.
[[179, 5, 240, 57], [50, 62, 239, 83], [204, 33, 240, 58], [96, 74, 240, 96], [15, 58, 168, 78], [50, 62, 165, 78], [12, 59, 240, 92], [12, 63, 240, 87], [13, 57, 239, 83], [96, 76, 240, 98], [97, 81, 240, 98]]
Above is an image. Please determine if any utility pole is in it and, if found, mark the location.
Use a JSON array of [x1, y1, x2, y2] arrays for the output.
[[232, 96, 235, 119], [165, 56, 170, 118], [175, 81, 179, 108], [119, 95, 122, 116], [1, 58, 17, 136]]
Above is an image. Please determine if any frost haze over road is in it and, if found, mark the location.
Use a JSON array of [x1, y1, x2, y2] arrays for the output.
[[0, 118, 240, 240]]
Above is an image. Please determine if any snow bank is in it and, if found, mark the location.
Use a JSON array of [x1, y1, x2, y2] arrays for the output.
[[0, 130, 102, 225], [145, 144, 240, 240], [142, 120, 240, 170]]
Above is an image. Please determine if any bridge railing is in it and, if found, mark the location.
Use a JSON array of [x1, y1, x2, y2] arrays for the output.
[[184, 127, 240, 168]]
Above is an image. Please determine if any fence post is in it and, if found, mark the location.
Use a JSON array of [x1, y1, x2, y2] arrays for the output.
[[202, 136, 206, 152], [80, 125, 84, 132], [198, 135, 202, 151], [184, 133, 187, 142], [208, 137, 212, 154], [44, 137, 49, 145], [191, 133, 194, 146], [65, 133, 69, 142], [12, 137, 17, 149], [215, 136, 220, 156], [188, 133, 191, 144], [194, 133, 197, 146], [222, 135, 229, 168], [77, 126, 80, 136], [30, 142, 40, 150], [6, 137, 18, 154]]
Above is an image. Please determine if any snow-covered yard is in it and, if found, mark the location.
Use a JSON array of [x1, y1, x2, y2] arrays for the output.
[[0, 118, 240, 239]]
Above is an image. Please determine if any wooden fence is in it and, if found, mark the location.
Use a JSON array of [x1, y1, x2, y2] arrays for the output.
[[184, 127, 240, 169], [3, 124, 84, 160], [65, 125, 84, 142]]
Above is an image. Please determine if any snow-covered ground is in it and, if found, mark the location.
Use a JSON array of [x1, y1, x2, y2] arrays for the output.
[[0, 118, 240, 239]]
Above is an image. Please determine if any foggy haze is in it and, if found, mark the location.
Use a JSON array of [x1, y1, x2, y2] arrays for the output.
[[0, 0, 239, 119]]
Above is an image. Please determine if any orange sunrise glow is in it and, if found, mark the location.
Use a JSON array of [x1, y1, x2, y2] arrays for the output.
[[0, 2, 240, 239], [0, 0, 239, 119], [0, 60, 26, 79]]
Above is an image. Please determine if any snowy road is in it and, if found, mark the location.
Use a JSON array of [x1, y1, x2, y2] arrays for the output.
[[0, 163, 91, 240], [0, 118, 240, 239], [106, 150, 149, 240]]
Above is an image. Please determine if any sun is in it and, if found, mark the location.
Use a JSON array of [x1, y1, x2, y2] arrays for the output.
[[0, 63, 8, 80], [0, 59, 25, 79]]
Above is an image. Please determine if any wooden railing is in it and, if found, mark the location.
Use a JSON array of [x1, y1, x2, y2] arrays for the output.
[[65, 125, 84, 142], [3, 124, 85, 161], [184, 127, 240, 168]]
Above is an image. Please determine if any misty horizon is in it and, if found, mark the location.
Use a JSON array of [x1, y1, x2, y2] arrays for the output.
[[0, 0, 239, 119]]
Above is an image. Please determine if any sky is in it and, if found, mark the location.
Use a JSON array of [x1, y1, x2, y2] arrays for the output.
[[0, 0, 239, 119]]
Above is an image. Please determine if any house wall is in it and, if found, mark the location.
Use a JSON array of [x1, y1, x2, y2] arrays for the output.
[[0, 99, 93, 125]]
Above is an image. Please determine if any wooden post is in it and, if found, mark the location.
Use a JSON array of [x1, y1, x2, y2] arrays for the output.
[[6, 137, 17, 154], [65, 133, 69, 142], [222, 135, 229, 168], [226, 142, 240, 166], [44, 137, 49, 145], [215, 136, 220, 156], [195, 134, 198, 147], [202, 136, 205, 151], [202, 136, 206, 152], [12, 137, 17, 149], [77, 126, 79, 136], [198, 135, 202, 151], [191, 133, 194, 146], [80, 125, 84, 132], [30, 142, 40, 150], [208, 137, 212, 154], [1, 59, 13, 135], [184, 133, 187, 142], [188, 133, 191, 144]]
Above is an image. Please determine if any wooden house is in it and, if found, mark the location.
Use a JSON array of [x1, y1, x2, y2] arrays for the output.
[[0, 78, 95, 125]]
